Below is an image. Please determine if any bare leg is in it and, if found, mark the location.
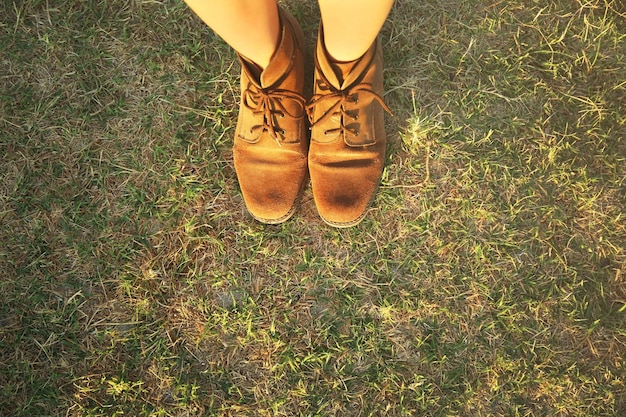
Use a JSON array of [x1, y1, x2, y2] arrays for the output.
[[184, 0, 279, 69], [318, 0, 395, 62]]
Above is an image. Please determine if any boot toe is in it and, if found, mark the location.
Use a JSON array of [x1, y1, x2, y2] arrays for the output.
[[241, 178, 305, 224], [314, 186, 373, 227], [236, 157, 307, 224], [310, 154, 382, 227]]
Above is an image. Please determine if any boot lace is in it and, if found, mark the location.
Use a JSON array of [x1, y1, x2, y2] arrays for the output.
[[242, 83, 306, 145], [306, 79, 392, 139]]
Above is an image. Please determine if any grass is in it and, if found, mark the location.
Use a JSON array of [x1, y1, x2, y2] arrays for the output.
[[1, 0, 625, 415]]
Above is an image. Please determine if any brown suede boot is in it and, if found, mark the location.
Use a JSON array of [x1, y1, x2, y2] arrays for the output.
[[233, 7, 308, 224], [307, 26, 391, 227]]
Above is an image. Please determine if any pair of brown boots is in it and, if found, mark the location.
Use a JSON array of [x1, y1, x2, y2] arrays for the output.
[[233, 8, 390, 227]]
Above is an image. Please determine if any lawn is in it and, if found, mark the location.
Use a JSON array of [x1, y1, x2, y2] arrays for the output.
[[1, 0, 625, 415]]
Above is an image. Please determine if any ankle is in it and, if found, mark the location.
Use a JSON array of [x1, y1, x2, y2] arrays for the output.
[[325, 45, 368, 63]]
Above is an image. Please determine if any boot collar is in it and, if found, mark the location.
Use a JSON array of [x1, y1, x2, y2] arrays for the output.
[[239, 8, 295, 90], [315, 24, 377, 91]]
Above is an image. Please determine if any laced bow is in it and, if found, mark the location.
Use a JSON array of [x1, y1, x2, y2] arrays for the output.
[[242, 83, 306, 145], [306, 81, 392, 139]]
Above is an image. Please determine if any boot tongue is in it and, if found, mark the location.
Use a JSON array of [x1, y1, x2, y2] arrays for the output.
[[330, 60, 359, 85]]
